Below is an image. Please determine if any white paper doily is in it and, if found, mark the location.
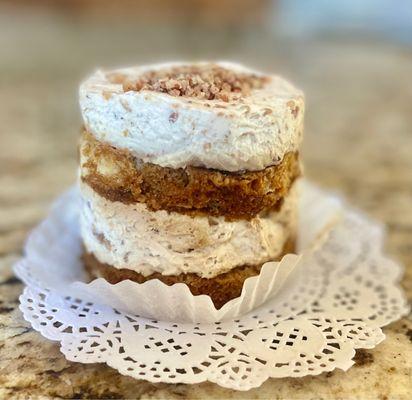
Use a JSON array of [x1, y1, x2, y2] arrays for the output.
[[14, 181, 409, 391]]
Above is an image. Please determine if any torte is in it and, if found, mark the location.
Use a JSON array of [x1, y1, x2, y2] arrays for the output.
[[79, 62, 304, 308]]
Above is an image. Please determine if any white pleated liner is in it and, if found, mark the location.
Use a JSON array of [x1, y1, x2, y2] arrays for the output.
[[15, 180, 342, 323], [71, 253, 300, 323]]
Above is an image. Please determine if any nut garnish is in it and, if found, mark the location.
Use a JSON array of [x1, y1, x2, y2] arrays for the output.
[[120, 65, 267, 102]]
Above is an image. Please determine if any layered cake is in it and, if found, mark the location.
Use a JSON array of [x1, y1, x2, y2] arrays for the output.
[[79, 62, 304, 308]]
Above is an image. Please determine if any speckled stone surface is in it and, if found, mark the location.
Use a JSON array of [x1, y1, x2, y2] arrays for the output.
[[0, 9, 411, 399]]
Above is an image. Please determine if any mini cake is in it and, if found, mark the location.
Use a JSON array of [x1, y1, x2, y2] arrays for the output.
[[79, 62, 304, 308]]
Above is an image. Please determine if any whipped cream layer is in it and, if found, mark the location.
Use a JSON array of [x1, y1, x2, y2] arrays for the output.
[[80, 62, 304, 172], [80, 183, 298, 278]]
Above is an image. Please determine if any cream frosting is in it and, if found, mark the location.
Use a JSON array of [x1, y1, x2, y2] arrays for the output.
[[80, 183, 298, 278], [79, 62, 304, 172]]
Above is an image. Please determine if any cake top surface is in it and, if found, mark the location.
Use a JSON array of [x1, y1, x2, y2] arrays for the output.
[[79, 61, 304, 172]]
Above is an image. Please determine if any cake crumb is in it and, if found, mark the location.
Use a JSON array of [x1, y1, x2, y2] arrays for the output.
[[169, 112, 179, 123], [287, 100, 300, 118]]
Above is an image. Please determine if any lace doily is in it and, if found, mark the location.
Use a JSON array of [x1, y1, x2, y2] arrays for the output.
[[15, 182, 409, 391]]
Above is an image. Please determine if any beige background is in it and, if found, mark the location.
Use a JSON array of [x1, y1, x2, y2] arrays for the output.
[[0, 3, 411, 398]]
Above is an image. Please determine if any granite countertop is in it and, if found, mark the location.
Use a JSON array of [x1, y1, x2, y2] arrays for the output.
[[0, 10, 411, 398]]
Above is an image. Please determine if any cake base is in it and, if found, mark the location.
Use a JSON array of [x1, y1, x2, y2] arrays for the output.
[[83, 237, 295, 309]]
